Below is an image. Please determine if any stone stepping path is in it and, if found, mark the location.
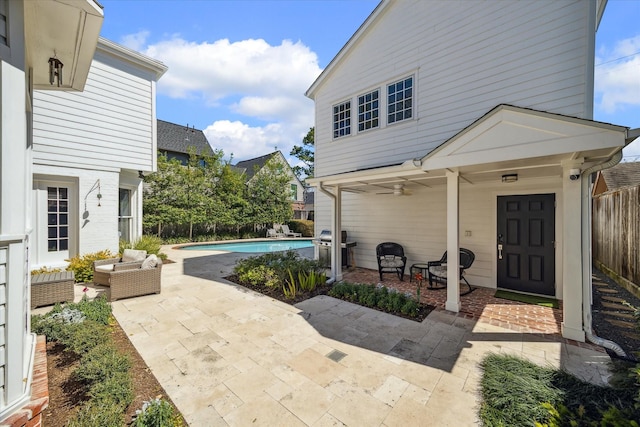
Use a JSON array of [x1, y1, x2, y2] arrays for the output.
[[600, 310, 637, 320], [602, 301, 635, 311], [602, 296, 628, 303], [604, 318, 637, 329]]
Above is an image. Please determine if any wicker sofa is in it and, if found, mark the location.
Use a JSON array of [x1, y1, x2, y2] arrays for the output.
[[93, 253, 162, 301]]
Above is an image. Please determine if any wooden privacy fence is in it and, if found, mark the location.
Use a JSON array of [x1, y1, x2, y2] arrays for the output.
[[592, 184, 640, 287]]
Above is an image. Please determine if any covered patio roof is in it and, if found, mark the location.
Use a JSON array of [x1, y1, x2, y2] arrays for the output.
[[308, 105, 628, 193]]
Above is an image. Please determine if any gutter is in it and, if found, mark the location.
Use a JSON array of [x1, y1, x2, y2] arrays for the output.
[[318, 183, 338, 282], [581, 150, 627, 357]]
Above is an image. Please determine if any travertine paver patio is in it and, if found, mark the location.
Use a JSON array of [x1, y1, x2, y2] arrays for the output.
[[101, 246, 611, 426]]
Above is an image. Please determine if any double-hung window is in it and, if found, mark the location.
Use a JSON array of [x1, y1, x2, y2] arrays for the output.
[[358, 89, 379, 132], [333, 100, 351, 139], [387, 76, 413, 124], [118, 188, 133, 242]]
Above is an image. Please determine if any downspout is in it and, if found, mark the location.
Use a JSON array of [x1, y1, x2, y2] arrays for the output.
[[581, 149, 627, 357], [319, 183, 337, 285]]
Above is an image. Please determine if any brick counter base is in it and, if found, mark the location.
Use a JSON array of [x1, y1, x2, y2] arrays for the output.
[[0, 336, 49, 427]]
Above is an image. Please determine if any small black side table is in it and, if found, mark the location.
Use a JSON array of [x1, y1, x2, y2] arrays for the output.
[[409, 263, 446, 290]]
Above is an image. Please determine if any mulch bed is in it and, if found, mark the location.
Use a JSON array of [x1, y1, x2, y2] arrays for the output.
[[225, 274, 436, 322], [592, 267, 640, 360], [42, 319, 185, 427]]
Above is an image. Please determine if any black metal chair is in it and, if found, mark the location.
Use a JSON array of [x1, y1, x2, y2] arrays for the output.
[[376, 242, 407, 281], [427, 248, 475, 295]]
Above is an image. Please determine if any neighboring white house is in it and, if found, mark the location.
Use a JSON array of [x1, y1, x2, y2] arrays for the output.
[[31, 38, 167, 268], [0, 1, 103, 424], [234, 151, 306, 218], [306, 0, 638, 344]]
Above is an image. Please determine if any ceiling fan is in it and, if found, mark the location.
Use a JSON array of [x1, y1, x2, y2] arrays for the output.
[[376, 183, 412, 196]]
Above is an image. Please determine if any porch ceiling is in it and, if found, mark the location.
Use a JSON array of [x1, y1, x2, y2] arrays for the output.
[[311, 105, 628, 195], [24, 0, 104, 91]]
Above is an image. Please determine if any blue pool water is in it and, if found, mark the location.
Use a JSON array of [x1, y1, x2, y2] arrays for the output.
[[180, 239, 313, 253]]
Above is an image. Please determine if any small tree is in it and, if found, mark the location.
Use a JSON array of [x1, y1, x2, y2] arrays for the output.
[[247, 158, 293, 227], [290, 127, 314, 179]]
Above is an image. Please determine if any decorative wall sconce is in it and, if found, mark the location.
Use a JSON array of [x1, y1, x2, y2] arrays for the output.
[[48, 56, 64, 87], [501, 173, 518, 183]]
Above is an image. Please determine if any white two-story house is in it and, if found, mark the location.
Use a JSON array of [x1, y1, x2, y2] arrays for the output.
[[0, 1, 103, 424], [306, 0, 638, 345], [31, 38, 166, 268]]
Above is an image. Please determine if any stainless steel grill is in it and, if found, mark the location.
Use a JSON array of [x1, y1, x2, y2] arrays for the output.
[[313, 230, 356, 268]]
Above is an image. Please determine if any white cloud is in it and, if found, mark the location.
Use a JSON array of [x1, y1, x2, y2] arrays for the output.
[[125, 34, 321, 164], [120, 31, 150, 52], [203, 120, 305, 163], [595, 35, 640, 114]]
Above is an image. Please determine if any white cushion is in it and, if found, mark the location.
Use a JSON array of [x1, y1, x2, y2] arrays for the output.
[[95, 264, 115, 272], [380, 256, 404, 268], [122, 249, 147, 263], [429, 265, 447, 278], [141, 254, 158, 270]]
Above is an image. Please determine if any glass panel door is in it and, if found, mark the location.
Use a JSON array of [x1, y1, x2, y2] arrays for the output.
[[118, 188, 132, 242]]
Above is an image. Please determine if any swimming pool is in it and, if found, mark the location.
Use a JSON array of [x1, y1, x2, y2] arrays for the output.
[[179, 239, 313, 253]]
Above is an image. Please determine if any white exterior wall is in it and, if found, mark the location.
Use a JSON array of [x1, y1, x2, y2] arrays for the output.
[[31, 167, 122, 267], [313, 0, 594, 176], [30, 40, 162, 266], [32, 47, 157, 173], [316, 176, 565, 297], [0, 2, 35, 418]]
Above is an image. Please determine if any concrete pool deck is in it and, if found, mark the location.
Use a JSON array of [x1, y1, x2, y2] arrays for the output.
[[49, 245, 613, 426]]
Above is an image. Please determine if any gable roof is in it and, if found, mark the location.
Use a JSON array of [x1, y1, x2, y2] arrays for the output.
[[600, 161, 640, 191], [234, 152, 278, 180], [234, 151, 304, 188], [157, 120, 213, 156]]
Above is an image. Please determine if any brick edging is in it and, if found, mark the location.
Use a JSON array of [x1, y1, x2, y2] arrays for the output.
[[0, 335, 49, 427]]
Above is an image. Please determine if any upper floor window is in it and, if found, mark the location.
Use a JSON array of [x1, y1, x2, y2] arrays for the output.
[[358, 89, 379, 132], [290, 183, 297, 201], [333, 100, 351, 139], [387, 76, 413, 124]]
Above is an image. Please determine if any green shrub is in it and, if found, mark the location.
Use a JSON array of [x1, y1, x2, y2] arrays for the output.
[[88, 371, 134, 408], [329, 283, 420, 317], [120, 235, 167, 260], [31, 304, 87, 342], [132, 398, 183, 427], [74, 343, 130, 385], [67, 400, 125, 427], [72, 294, 112, 325], [61, 320, 111, 356], [234, 251, 324, 290], [66, 250, 114, 283], [289, 220, 313, 237]]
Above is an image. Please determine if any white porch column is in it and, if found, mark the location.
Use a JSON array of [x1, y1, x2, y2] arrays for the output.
[[445, 170, 461, 312], [331, 187, 343, 281], [561, 163, 585, 341]]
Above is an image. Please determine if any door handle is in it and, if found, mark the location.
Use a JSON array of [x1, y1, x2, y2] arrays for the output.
[[497, 244, 503, 260]]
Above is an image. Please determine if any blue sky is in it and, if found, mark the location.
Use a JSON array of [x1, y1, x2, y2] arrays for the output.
[[99, 0, 640, 164]]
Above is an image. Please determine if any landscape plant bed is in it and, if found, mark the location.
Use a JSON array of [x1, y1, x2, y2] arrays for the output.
[[33, 298, 185, 427], [226, 274, 435, 322]]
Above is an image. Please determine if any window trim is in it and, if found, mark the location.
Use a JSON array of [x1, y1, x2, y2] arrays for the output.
[[357, 88, 380, 133], [332, 99, 352, 140], [386, 75, 414, 126]]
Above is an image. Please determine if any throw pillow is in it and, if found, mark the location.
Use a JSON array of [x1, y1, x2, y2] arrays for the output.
[[122, 249, 147, 263], [141, 254, 158, 270]]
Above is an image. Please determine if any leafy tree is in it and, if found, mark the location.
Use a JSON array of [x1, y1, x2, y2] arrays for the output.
[[143, 154, 185, 236], [290, 127, 314, 179], [246, 157, 293, 227], [215, 163, 249, 233]]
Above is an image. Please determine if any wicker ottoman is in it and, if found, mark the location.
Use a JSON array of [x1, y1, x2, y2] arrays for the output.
[[31, 271, 75, 308]]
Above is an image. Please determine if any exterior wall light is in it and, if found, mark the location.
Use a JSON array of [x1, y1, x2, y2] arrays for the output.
[[501, 173, 518, 183], [48, 56, 64, 87]]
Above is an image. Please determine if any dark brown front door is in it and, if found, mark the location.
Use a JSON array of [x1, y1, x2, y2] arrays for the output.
[[497, 194, 555, 296]]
